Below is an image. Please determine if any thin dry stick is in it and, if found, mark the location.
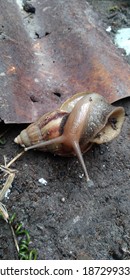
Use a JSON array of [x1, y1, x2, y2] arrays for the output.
[[0, 151, 26, 253], [10, 225, 19, 253], [0, 202, 9, 222], [6, 151, 25, 168], [0, 173, 15, 201], [0, 150, 25, 200], [0, 165, 17, 175]]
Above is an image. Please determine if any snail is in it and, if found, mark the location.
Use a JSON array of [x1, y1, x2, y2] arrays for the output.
[[14, 92, 125, 186]]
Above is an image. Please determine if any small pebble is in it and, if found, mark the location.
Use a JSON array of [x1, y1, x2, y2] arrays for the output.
[[106, 26, 112, 32], [0, 72, 5, 76], [61, 197, 65, 203], [79, 173, 84, 179], [38, 178, 47, 185], [5, 188, 11, 199]]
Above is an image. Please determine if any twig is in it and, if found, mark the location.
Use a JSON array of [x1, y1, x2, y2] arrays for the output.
[[0, 202, 9, 222], [0, 173, 15, 201], [6, 151, 25, 168], [0, 165, 17, 174], [10, 224, 20, 253]]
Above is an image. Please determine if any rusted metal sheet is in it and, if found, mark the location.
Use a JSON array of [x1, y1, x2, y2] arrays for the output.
[[0, 0, 130, 124]]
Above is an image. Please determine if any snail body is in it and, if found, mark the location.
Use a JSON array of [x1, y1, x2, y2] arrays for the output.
[[14, 92, 125, 185]]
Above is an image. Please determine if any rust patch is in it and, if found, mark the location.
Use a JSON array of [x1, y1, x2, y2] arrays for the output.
[[0, 0, 130, 123]]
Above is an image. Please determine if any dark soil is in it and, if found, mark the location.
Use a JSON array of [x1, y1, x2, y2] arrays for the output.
[[0, 0, 130, 260]]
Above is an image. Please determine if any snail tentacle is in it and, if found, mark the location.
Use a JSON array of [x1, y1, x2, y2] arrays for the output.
[[24, 135, 64, 151], [72, 140, 92, 184]]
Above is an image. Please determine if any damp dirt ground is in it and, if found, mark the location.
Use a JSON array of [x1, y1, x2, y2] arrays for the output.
[[0, 0, 130, 260]]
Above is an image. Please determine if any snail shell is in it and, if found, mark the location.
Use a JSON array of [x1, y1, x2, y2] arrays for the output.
[[15, 109, 69, 155], [14, 92, 125, 184]]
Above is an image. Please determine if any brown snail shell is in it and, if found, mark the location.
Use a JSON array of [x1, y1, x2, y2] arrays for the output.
[[14, 92, 125, 185]]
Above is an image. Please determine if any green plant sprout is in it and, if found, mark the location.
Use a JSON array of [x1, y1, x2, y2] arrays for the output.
[[9, 213, 37, 260]]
